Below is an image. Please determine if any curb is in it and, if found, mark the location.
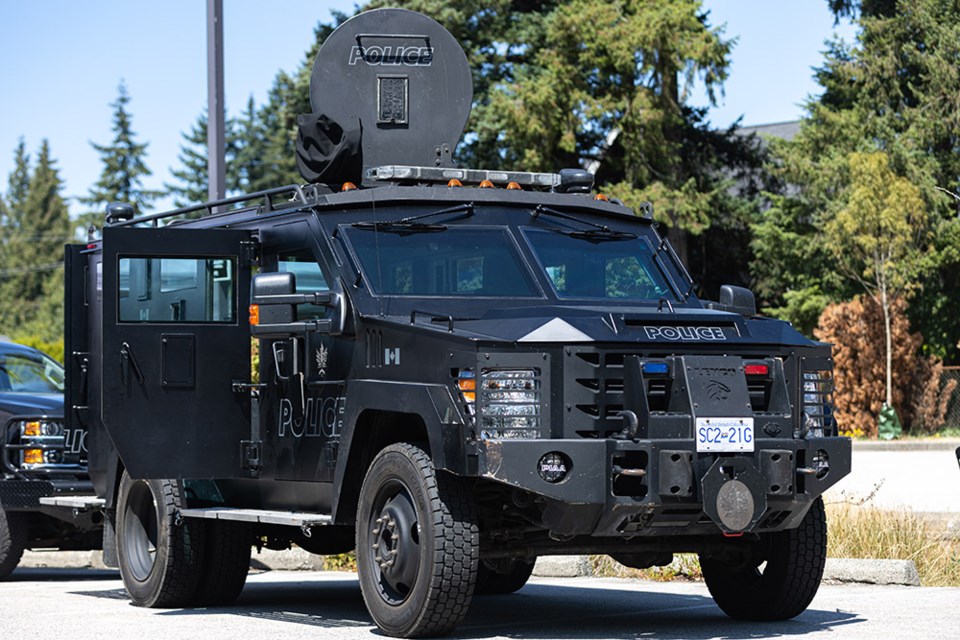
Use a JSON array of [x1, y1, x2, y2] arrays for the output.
[[852, 438, 960, 452], [823, 558, 920, 586], [19, 550, 921, 587]]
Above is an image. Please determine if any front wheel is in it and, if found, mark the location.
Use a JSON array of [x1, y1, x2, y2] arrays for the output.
[[0, 508, 27, 579], [700, 497, 827, 621], [356, 443, 479, 638], [116, 471, 205, 607]]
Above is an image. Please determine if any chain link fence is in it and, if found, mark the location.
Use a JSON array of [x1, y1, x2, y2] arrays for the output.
[[941, 367, 960, 429]]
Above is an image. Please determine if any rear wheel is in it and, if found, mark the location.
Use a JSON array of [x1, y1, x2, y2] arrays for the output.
[[474, 558, 535, 595], [0, 508, 27, 579], [700, 497, 827, 621], [356, 443, 479, 638], [116, 471, 205, 607]]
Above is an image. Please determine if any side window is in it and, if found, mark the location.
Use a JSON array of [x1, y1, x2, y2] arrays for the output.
[[118, 256, 236, 323], [278, 252, 329, 320]]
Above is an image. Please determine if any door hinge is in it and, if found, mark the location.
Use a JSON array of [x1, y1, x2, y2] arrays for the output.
[[241, 239, 260, 267]]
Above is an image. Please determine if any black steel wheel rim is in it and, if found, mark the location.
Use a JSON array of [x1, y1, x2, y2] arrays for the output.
[[366, 478, 421, 605], [122, 481, 159, 582]]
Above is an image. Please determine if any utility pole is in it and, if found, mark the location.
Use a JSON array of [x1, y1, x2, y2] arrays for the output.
[[207, 0, 225, 202]]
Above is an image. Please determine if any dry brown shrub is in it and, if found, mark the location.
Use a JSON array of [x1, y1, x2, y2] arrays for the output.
[[814, 296, 956, 437]]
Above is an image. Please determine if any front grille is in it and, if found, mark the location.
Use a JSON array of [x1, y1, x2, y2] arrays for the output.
[[565, 349, 780, 438]]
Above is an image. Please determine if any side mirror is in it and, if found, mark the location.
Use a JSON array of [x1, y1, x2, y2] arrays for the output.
[[250, 272, 344, 337], [706, 284, 757, 317]]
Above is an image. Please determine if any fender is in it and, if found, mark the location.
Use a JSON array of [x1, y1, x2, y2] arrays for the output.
[[331, 380, 466, 520]]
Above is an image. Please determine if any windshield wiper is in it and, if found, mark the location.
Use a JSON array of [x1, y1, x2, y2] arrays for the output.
[[531, 205, 637, 241], [352, 203, 474, 233]]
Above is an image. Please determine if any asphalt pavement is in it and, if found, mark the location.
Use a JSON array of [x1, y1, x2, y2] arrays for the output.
[[827, 438, 960, 535], [3, 567, 958, 640]]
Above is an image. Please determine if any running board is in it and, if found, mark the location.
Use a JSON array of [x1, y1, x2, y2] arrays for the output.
[[178, 507, 333, 528], [38, 496, 106, 509]]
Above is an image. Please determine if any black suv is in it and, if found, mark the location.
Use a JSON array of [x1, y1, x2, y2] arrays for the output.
[[0, 341, 99, 578]]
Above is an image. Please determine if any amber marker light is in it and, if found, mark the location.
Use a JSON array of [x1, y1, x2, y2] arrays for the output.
[[341, 182, 358, 191], [457, 372, 476, 403], [506, 181, 522, 190], [23, 421, 41, 437], [479, 179, 495, 188], [594, 193, 609, 201], [249, 304, 260, 326], [447, 179, 463, 187], [24, 449, 43, 465]]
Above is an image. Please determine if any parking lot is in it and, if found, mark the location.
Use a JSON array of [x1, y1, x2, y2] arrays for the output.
[[4, 567, 959, 640]]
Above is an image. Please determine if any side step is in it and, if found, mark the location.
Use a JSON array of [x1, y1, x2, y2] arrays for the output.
[[178, 507, 333, 528], [38, 496, 106, 510]]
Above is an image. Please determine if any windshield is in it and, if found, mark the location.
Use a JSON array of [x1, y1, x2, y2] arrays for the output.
[[523, 228, 677, 301], [0, 350, 65, 393], [345, 227, 539, 297]]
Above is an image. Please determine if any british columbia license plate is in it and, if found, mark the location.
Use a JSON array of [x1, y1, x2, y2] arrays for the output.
[[695, 417, 755, 452]]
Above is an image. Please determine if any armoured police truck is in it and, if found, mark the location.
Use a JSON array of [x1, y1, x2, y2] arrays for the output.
[[64, 8, 850, 637]]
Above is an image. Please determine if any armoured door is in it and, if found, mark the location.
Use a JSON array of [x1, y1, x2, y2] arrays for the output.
[[100, 227, 253, 479]]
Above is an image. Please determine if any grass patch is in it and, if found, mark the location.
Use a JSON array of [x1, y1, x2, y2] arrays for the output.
[[590, 553, 702, 581], [826, 502, 960, 586]]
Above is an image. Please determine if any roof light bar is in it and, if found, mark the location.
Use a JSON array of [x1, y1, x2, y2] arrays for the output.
[[366, 164, 562, 188]]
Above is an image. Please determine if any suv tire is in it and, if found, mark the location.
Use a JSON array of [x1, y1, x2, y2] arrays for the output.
[[0, 508, 27, 579]]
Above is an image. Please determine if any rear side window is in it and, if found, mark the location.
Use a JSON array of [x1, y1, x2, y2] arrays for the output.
[[118, 257, 236, 323]]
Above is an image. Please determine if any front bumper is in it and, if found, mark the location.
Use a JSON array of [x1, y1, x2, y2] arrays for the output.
[[477, 436, 851, 537], [0, 477, 96, 511]]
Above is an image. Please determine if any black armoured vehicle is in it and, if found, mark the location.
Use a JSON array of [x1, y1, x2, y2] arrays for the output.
[[0, 341, 100, 578], [63, 8, 850, 637]]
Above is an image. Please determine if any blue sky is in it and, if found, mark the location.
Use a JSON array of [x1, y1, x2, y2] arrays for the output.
[[0, 1, 855, 215]]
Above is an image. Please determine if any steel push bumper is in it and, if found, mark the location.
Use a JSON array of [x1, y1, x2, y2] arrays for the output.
[[477, 436, 851, 536]]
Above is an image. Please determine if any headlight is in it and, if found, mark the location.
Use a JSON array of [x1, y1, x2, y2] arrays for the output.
[[457, 368, 542, 439], [23, 421, 64, 437], [17, 419, 66, 468], [796, 371, 834, 439]]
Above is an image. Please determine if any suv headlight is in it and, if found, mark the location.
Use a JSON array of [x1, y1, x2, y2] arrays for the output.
[[797, 371, 834, 439], [18, 419, 66, 467], [457, 368, 542, 439]]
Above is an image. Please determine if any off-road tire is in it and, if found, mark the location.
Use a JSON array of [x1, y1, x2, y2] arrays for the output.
[[116, 471, 205, 607], [0, 508, 27, 579], [194, 520, 251, 607], [701, 497, 827, 621], [356, 442, 479, 638], [474, 558, 535, 595]]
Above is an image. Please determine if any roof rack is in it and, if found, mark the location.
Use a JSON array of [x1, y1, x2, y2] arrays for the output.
[[108, 184, 309, 228]]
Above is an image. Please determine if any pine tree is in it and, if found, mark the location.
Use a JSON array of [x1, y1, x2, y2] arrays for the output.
[[0, 140, 71, 339], [754, 0, 960, 360], [80, 81, 163, 215], [164, 109, 242, 207]]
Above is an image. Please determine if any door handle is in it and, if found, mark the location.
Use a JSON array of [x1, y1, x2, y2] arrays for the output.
[[120, 342, 145, 385]]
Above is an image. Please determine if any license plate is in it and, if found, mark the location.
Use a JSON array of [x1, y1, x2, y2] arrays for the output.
[[695, 417, 755, 452]]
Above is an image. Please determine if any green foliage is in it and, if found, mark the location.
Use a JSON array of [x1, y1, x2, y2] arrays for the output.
[[164, 110, 243, 207], [79, 81, 163, 215], [0, 139, 70, 341], [824, 152, 928, 297], [756, 0, 960, 360]]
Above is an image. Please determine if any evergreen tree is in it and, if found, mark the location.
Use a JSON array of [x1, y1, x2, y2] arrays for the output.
[[754, 0, 960, 360], [164, 109, 242, 207], [0, 140, 71, 339], [242, 2, 760, 294], [80, 81, 163, 215]]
